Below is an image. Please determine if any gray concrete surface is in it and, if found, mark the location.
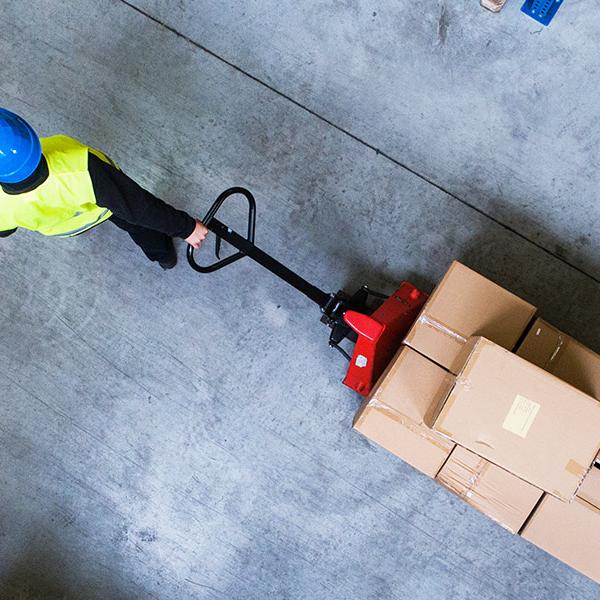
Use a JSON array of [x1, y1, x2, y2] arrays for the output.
[[135, 0, 600, 280], [0, 1, 598, 599]]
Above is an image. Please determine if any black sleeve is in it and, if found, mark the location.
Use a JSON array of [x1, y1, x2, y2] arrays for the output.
[[87, 152, 196, 239], [0, 228, 17, 238]]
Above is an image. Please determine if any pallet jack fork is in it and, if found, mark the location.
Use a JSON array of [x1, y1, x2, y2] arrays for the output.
[[187, 188, 428, 397]]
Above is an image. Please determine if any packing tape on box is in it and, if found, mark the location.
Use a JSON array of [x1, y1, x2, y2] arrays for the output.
[[365, 398, 452, 452], [439, 455, 489, 499], [566, 459, 587, 478], [417, 314, 468, 344], [454, 376, 473, 392], [438, 456, 530, 533]]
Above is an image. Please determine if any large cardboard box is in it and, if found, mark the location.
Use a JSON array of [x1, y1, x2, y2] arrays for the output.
[[436, 446, 543, 533], [517, 318, 600, 400], [429, 337, 600, 500], [353, 346, 455, 477], [521, 494, 600, 584], [404, 261, 536, 373]]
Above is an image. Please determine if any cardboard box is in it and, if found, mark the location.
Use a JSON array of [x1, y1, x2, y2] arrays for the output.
[[404, 261, 536, 373], [517, 318, 600, 401], [578, 465, 600, 509], [353, 346, 455, 477], [437, 446, 543, 533], [430, 337, 600, 500], [521, 495, 600, 584], [481, 0, 508, 12]]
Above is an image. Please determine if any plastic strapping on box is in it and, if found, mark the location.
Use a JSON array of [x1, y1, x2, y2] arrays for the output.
[[546, 333, 565, 369], [440, 455, 487, 500], [417, 314, 468, 344], [570, 447, 600, 498], [573, 465, 593, 499], [439, 456, 531, 533], [365, 398, 452, 452]]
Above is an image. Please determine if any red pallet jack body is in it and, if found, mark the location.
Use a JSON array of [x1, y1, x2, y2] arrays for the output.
[[188, 188, 427, 396], [343, 283, 427, 396]]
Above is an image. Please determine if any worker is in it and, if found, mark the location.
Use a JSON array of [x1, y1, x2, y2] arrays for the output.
[[0, 108, 208, 269]]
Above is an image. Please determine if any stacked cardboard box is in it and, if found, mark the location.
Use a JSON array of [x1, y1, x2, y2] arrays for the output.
[[522, 464, 600, 583], [353, 346, 455, 477], [428, 336, 600, 501], [516, 319, 600, 582], [516, 318, 600, 400], [353, 261, 600, 583], [403, 261, 536, 374], [436, 445, 542, 534]]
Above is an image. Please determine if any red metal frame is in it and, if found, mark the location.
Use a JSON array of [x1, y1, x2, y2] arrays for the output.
[[342, 282, 427, 396]]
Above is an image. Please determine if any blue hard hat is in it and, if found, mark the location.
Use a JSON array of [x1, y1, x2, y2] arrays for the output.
[[0, 108, 42, 183]]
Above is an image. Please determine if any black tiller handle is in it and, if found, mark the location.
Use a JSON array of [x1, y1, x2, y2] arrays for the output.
[[187, 187, 256, 273]]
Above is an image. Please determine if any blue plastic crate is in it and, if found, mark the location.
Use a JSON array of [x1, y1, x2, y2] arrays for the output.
[[521, 0, 565, 26]]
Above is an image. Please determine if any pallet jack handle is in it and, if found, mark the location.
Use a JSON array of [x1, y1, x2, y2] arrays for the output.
[[187, 187, 332, 308], [187, 186, 257, 273], [187, 187, 428, 396]]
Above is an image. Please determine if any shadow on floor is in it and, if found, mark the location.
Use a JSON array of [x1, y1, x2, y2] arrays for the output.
[[0, 531, 143, 600], [329, 196, 600, 353], [457, 197, 600, 353]]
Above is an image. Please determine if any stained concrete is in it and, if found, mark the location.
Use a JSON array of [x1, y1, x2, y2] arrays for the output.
[[0, 1, 599, 599]]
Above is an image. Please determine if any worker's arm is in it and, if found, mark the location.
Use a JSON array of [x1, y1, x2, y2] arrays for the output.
[[0, 228, 17, 237], [87, 152, 197, 239]]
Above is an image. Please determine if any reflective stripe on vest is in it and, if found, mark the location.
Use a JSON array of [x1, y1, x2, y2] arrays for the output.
[[0, 135, 113, 237]]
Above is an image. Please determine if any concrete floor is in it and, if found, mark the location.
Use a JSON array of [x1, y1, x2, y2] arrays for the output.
[[1, 1, 599, 598]]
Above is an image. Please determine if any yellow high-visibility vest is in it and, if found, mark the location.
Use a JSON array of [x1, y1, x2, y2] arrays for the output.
[[0, 135, 113, 237]]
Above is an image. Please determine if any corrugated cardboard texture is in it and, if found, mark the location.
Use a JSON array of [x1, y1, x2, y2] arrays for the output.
[[434, 338, 600, 500], [437, 446, 543, 533], [522, 495, 600, 584], [517, 318, 600, 401], [578, 466, 600, 510], [353, 346, 455, 477], [404, 261, 536, 374]]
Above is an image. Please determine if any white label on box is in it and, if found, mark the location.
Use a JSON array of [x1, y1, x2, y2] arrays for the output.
[[502, 394, 540, 438]]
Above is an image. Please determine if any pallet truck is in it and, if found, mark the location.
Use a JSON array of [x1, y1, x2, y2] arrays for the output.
[[187, 187, 428, 396]]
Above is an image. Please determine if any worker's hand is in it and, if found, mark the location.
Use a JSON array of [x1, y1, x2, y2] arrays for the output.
[[185, 220, 209, 249]]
